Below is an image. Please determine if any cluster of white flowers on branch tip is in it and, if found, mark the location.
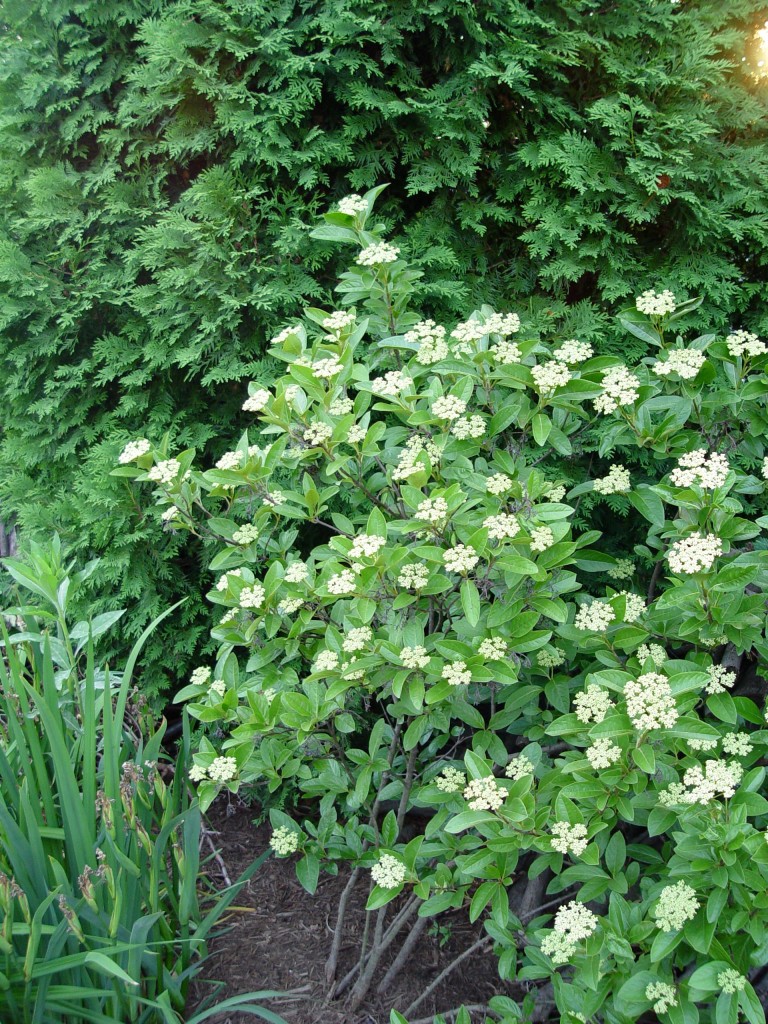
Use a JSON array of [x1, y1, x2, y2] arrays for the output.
[[625, 673, 678, 730], [327, 569, 357, 595], [216, 451, 242, 471], [637, 643, 667, 666], [189, 764, 208, 782], [451, 313, 520, 343], [574, 685, 615, 723], [270, 825, 300, 855], [586, 738, 622, 769], [646, 982, 677, 1014], [161, 505, 179, 522], [538, 647, 566, 669], [348, 424, 366, 443], [343, 627, 373, 653], [406, 320, 449, 364], [574, 600, 616, 632], [312, 356, 344, 379], [243, 388, 271, 412], [415, 496, 448, 523], [119, 438, 151, 463], [464, 776, 505, 811], [215, 569, 242, 591], [435, 766, 466, 792], [285, 560, 309, 583], [356, 243, 400, 265], [443, 544, 479, 573], [400, 645, 430, 669], [654, 348, 706, 379], [636, 289, 676, 316], [393, 435, 440, 480], [722, 732, 753, 756], [763, 456, 768, 480], [717, 969, 747, 994], [667, 532, 722, 574], [329, 396, 354, 415], [148, 458, 181, 484], [530, 526, 555, 552], [505, 754, 535, 779], [271, 325, 300, 345], [619, 591, 646, 623], [370, 370, 412, 396], [726, 329, 766, 358], [313, 650, 340, 672], [545, 484, 566, 502], [653, 881, 700, 931], [398, 564, 430, 589], [443, 661, 472, 686], [278, 598, 303, 615], [687, 737, 717, 752], [337, 194, 368, 216], [492, 340, 522, 364], [209, 678, 226, 698], [303, 423, 333, 446], [479, 636, 508, 660], [484, 513, 519, 540], [486, 472, 513, 495], [350, 533, 386, 559], [550, 821, 588, 856], [322, 310, 356, 333], [553, 339, 593, 363], [593, 464, 631, 494], [451, 415, 486, 440], [670, 449, 729, 489], [607, 558, 635, 580], [593, 365, 640, 415], [432, 395, 467, 421], [530, 360, 572, 395], [541, 900, 599, 962], [208, 756, 238, 782], [371, 855, 407, 889], [233, 523, 259, 545], [681, 759, 743, 803], [190, 666, 211, 686], [239, 584, 265, 609]]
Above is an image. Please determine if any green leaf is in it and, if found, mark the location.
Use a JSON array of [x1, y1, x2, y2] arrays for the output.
[[461, 579, 481, 627]]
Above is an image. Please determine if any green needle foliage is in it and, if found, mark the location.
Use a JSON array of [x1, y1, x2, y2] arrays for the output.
[[0, 0, 767, 697]]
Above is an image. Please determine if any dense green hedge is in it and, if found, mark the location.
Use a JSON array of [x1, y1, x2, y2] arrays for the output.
[[1, 0, 767, 696]]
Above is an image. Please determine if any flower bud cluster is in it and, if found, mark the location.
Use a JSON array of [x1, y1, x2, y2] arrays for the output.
[[593, 365, 640, 414], [653, 881, 700, 931], [573, 685, 614, 723], [553, 339, 593, 363], [550, 821, 588, 856], [435, 766, 466, 792], [531, 360, 572, 396], [464, 775, 505, 811], [654, 348, 706, 379], [726, 330, 766, 358], [593, 464, 631, 494], [574, 600, 616, 632], [670, 450, 729, 489], [371, 854, 406, 888], [119, 438, 151, 463], [484, 513, 520, 540], [356, 243, 400, 265], [645, 982, 677, 1014], [406, 320, 448, 364], [624, 673, 678, 730], [636, 289, 676, 315], [270, 826, 300, 856], [667, 532, 722, 574]]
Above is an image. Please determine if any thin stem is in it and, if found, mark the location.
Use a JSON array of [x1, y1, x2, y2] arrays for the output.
[[376, 913, 429, 995], [404, 934, 493, 1016]]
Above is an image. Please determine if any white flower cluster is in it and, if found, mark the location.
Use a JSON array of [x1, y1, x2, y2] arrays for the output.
[[432, 396, 467, 421], [312, 356, 344, 379], [343, 626, 373, 653], [356, 243, 400, 266], [443, 661, 472, 686], [479, 636, 508, 660], [505, 755, 534, 780], [350, 534, 386, 559], [486, 472, 513, 495], [348, 424, 366, 443], [636, 289, 676, 316], [653, 881, 700, 931], [278, 597, 303, 615], [371, 370, 412, 396], [415, 496, 448, 523], [667, 532, 722, 574], [531, 360, 571, 396], [574, 600, 616, 632], [593, 365, 640, 415], [625, 673, 678, 730], [451, 312, 520, 343], [119, 438, 150, 463], [398, 564, 430, 589], [435, 766, 466, 792], [240, 584, 266, 609], [406, 320, 449, 364], [683, 759, 743, 802], [670, 450, 729, 489], [726, 329, 766, 358], [208, 756, 238, 782], [443, 544, 479, 573], [285, 560, 309, 583], [594, 464, 631, 494], [322, 310, 356, 334], [637, 643, 667, 666], [763, 456, 768, 480], [607, 558, 635, 580], [216, 451, 242, 471], [148, 458, 181, 485], [717, 969, 746, 995], [550, 821, 588, 856], [553, 339, 593, 364], [538, 647, 566, 669], [188, 764, 208, 782], [327, 569, 357, 595], [484, 513, 519, 540], [586, 738, 622, 769], [541, 901, 599, 963], [451, 415, 486, 440], [687, 738, 718, 752], [161, 505, 179, 522], [574, 685, 614, 723], [190, 666, 211, 686], [620, 591, 646, 623], [303, 423, 333, 446], [530, 526, 555, 552], [329, 396, 354, 415], [646, 982, 677, 1014], [393, 435, 440, 480], [271, 325, 300, 345], [243, 388, 271, 412], [215, 569, 242, 591], [270, 826, 300, 855], [337, 194, 368, 216], [545, 484, 566, 502], [464, 775, 505, 811], [371, 854, 407, 889], [209, 678, 226, 698], [233, 523, 259, 544], [722, 732, 753, 756], [313, 650, 340, 672], [654, 348, 705, 380], [491, 340, 522, 364], [705, 664, 736, 695], [400, 645, 430, 669], [263, 490, 284, 506]]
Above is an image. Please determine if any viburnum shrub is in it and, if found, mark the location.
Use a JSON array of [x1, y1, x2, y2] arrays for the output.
[[117, 188, 768, 1021]]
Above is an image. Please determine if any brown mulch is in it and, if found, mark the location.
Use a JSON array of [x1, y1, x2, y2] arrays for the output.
[[186, 801, 515, 1024]]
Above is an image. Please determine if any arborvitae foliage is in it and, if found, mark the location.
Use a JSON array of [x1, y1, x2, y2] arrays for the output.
[[0, 0, 767, 696]]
